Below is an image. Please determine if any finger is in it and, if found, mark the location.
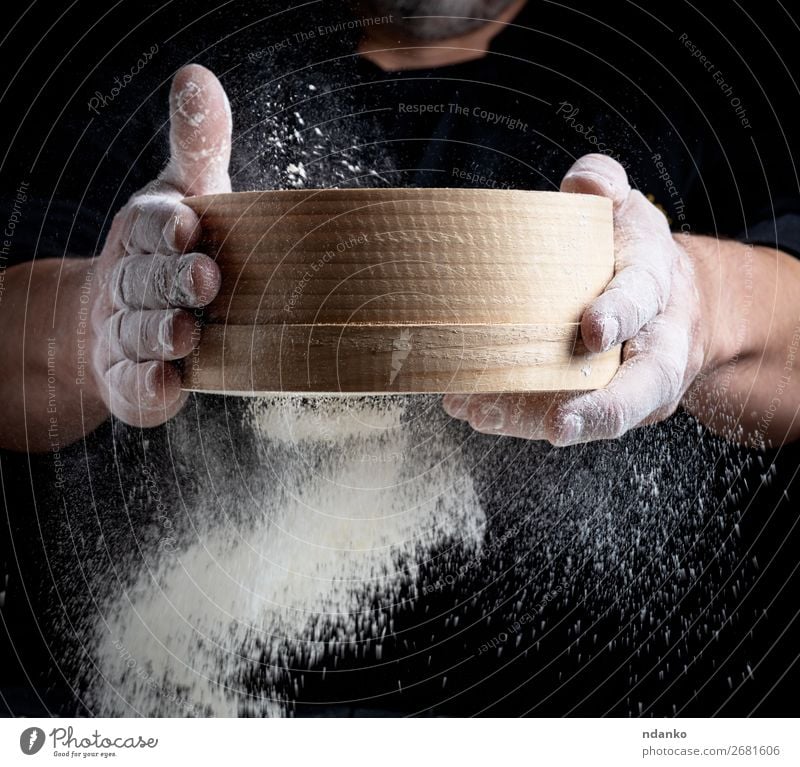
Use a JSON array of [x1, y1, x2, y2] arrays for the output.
[[111, 309, 199, 361], [580, 191, 676, 352], [456, 279, 691, 445], [160, 63, 232, 197], [561, 154, 631, 353], [561, 155, 676, 353], [120, 195, 201, 255], [111, 252, 221, 310], [442, 393, 476, 419], [455, 392, 573, 439], [545, 311, 691, 446], [104, 359, 187, 427], [103, 208, 130, 261], [560, 153, 631, 210]]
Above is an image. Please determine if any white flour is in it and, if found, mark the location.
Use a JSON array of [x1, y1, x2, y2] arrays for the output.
[[87, 396, 485, 716]]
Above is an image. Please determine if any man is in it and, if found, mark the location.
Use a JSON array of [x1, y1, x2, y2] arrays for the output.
[[1, 1, 797, 452], [1, 0, 798, 716]]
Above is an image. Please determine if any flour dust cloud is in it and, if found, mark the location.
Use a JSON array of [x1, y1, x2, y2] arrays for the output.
[[85, 396, 485, 716]]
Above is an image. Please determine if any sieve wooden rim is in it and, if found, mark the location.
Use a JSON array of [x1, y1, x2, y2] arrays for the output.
[[182, 188, 618, 394]]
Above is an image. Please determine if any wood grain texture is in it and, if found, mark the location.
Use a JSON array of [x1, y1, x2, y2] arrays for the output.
[[182, 188, 618, 394], [185, 323, 620, 394]]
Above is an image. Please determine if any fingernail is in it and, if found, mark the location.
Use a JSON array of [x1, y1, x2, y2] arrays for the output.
[[600, 317, 619, 351], [189, 256, 220, 306], [173, 255, 197, 305], [144, 362, 160, 398], [476, 403, 505, 432], [175, 81, 207, 128], [158, 311, 176, 356], [557, 413, 584, 445], [167, 213, 180, 250], [443, 395, 469, 418]]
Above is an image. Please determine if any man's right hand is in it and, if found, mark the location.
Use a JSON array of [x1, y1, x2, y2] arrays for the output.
[[90, 64, 232, 427]]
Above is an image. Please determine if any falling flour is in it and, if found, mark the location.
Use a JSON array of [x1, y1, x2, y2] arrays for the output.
[[86, 396, 485, 716]]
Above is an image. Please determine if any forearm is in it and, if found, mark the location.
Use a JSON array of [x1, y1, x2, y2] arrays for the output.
[[0, 258, 109, 452], [683, 234, 800, 447]]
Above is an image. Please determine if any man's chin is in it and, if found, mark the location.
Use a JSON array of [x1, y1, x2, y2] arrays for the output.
[[361, 0, 520, 41]]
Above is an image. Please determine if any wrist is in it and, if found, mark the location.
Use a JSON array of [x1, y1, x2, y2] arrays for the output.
[[675, 233, 744, 377]]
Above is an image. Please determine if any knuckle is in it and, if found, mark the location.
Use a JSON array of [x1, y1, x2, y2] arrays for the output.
[[465, 398, 486, 424], [109, 259, 128, 307], [125, 205, 148, 250], [107, 310, 125, 347], [598, 287, 641, 337], [128, 195, 183, 251], [173, 254, 204, 305], [619, 264, 670, 317], [112, 208, 129, 228], [117, 311, 142, 358], [598, 390, 628, 438], [151, 255, 174, 305], [629, 260, 669, 293], [138, 313, 159, 349], [104, 359, 131, 394], [652, 354, 684, 404], [595, 284, 629, 316]]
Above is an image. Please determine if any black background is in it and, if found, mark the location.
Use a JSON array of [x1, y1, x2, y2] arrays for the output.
[[1, 0, 799, 717]]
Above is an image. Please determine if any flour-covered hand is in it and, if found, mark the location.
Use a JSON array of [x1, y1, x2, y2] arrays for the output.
[[90, 64, 231, 427], [443, 153, 705, 445]]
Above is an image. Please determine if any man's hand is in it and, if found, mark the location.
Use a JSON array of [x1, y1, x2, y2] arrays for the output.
[[90, 64, 231, 427], [443, 154, 705, 446]]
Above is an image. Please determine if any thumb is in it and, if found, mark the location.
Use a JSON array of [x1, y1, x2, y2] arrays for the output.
[[160, 64, 232, 197], [560, 153, 631, 212]]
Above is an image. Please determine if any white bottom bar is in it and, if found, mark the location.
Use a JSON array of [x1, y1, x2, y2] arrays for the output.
[[1, 717, 797, 766]]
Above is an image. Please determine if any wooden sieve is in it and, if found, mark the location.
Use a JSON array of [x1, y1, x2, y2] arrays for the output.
[[181, 188, 618, 394]]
